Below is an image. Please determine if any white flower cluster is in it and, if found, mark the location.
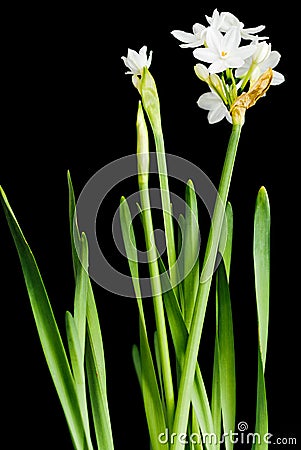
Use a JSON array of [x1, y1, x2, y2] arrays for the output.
[[171, 9, 284, 124]]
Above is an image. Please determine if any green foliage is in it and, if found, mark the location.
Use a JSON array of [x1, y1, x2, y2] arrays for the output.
[[0, 174, 115, 450], [0, 62, 272, 450]]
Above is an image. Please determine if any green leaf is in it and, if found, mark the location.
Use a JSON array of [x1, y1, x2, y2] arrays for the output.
[[157, 260, 216, 450], [139, 320, 169, 450], [177, 213, 185, 313], [154, 331, 164, 399], [254, 187, 270, 369], [120, 195, 167, 449], [216, 261, 236, 450], [119, 196, 141, 298], [211, 336, 221, 450], [252, 186, 270, 450], [65, 311, 93, 450], [183, 179, 200, 330], [0, 186, 87, 449], [67, 170, 81, 278], [253, 350, 268, 450], [67, 172, 114, 450], [219, 202, 233, 280], [65, 312, 85, 388], [132, 344, 142, 388], [85, 285, 114, 450], [212, 202, 234, 449], [74, 232, 89, 365]]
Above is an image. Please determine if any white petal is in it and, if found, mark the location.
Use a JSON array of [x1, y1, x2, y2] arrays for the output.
[[205, 9, 220, 26], [193, 47, 217, 63], [235, 44, 257, 60], [271, 70, 285, 85], [243, 25, 265, 34], [241, 31, 268, 41], [208, 59, 228, 74], [205, 27, 222, 53], [139, 46, 147, 57], [261, 50, 281, 70], [197, 92, 220, 110], [180, 41, 204, 49], [223, 26, 241, 51], [171, 30, 196, 44], [192, 23, 206, 35], [208, 105, 226, 123], [225, 55, 245, 69], [221, 12, 241, 30], [225, 110, 233, 123], [253, 42, 271, 64], [235, 58, 251, 77], [127, 48, 139, 60], [147, 50, 153, 68]]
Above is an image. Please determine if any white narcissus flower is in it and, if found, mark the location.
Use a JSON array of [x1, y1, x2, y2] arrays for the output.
[[193, 27, 256, 74], [205, 8, 225, 30], [206, 9, 267, 40], [171, 23, 206, 48], [197, 90, 232, 124], [235, 42, 285, 86], [121, 46, 152, 75]]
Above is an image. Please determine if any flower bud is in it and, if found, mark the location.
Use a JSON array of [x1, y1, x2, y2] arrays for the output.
[[253, 42, 271, 64], [136, 101, 149, 186], [141, 67, 162, 132], [194, 63, 210, 82], [209, 73, 227, 104]]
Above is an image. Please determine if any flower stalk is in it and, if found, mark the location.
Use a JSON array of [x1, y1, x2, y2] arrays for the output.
[[171, 122, 242, 450], [140, 67, 178, 293], [136, 101, 175, 430]]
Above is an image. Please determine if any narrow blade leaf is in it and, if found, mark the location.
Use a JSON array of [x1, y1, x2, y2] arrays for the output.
[[254, 186, 270, 369], [183, 179, 200, 330], [0, 186, 87, 449], [217, 261, 236, 450], [252, 186, 270, 450], [120, 195, 167, 449], [67, 173, 114, 449]]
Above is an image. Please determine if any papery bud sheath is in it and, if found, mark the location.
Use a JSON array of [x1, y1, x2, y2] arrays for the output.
[[136, 101, 149, 186]]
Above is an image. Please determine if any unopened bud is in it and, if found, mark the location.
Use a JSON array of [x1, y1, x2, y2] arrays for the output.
[[209, 73, 228, 104], [136, 101, 149, 186], [141, 67, 161, 132], [194, 63, 210, 82]]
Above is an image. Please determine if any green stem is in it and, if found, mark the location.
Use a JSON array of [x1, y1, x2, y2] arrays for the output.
[[240, 63, 255, 91], [171, 123, 242, 450], [154, 131, 178, 289], [140, 68, 178, 291], [139, 183, 175, 429]]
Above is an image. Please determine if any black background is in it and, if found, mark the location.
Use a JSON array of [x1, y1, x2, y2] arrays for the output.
[[1, 1, 296, 449]]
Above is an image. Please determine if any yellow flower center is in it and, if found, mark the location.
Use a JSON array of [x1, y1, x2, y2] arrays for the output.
[[221, 51, 228, 57]]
